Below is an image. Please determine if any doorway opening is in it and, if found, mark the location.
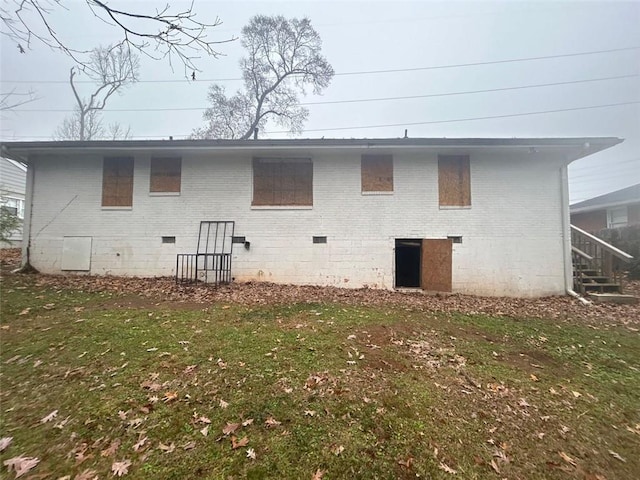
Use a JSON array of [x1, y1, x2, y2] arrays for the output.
[[395, 239, 422, 287]]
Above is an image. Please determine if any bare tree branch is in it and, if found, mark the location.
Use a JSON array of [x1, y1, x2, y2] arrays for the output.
[[194, 15, 333, 139], [1, 0, 235, 73], [55, 44, 138, 140], [0, 87, 39, 111]]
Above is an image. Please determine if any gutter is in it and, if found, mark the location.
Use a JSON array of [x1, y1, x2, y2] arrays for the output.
[[560, 164, 592, 305], [20, 155, 35, 270]]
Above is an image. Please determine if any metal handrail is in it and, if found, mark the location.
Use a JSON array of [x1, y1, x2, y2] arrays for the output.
[[571, 245, 594, 262]]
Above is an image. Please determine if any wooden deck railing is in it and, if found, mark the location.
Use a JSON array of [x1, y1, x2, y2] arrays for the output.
[[570, 224, 633, 292]]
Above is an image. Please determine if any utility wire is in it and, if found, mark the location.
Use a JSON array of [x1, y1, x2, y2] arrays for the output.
[[10, 74, 638, 113], [2, 46, 638, 84], [263, 100, 640, 134], [3, 100, 638, 140]]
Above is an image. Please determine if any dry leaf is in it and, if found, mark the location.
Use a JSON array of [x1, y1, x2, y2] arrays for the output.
[[219, 399, 229, 409], [182, 441, 196, 451], [304, 410, 316, 417], [231, 436, 249, 449], [608, 450, 626, 462], [41, 409, 58, 423], [158, 442, 175, 453], [242, 418, 254, 427], [133, 436, 148, 452], [101, 439, 121, 457], [222, 423, 240, 436], [572, 391, 582, 398], [489, 458, 500, 473], [558, 451, 577, 467], [264, 416, 281, 428], [3, 455, 40, 477], [200, 426, 209, 437], [332, 445, 345, 456], [0, 437, 12, 452], [74, 469, 98, 480], [438, 462, 457, 474], [111, 459, 131, 477], [311, 469, 324, 480], [163, 391, 178, 402], [246, 447, 256, 460]]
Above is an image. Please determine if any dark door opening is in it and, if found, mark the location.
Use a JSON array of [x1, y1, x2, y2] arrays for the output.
[[395, 239, 422, 287]]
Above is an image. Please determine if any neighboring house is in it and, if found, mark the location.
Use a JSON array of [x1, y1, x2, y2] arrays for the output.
[[570, 183, 640, 233], [0, 157, 27, 247], [0, 137, 622, 297]]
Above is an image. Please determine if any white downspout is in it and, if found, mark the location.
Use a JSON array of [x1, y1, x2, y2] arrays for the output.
[[560, 164, 591, 306], [21, 157, 35, 269]]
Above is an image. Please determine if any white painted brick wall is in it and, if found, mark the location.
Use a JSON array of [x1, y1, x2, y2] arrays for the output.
[[27, 149, 567, 297]]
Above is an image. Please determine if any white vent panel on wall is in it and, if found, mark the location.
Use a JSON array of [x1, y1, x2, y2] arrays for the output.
[[61, 236, 92, 271]]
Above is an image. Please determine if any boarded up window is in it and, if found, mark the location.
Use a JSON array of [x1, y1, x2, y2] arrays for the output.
[[102, 157, 134, 207], [361, 155, 393, 192], [252, 158, 313, 206], [150, 157, 181, 193], [438, 155, 471, 207]]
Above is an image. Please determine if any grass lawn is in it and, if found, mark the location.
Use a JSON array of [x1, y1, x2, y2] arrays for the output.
[[1, 269, 639, 479]]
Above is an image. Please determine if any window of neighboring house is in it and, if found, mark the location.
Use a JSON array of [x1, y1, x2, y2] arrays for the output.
[[252, 158, 313, 207], [607, 206, 628, 228], [438, 155, 471, 207], [2, 197, 25, 219], [150, 157, 182, 193], [102, 157, 134, 207], [361, 154, 393, 193]]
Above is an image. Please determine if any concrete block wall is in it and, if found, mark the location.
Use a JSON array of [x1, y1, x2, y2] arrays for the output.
[[27, 149, 567, 297]]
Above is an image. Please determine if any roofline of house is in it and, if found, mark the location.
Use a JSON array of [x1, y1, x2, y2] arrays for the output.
[[0, 136, 623, 163], [570, 199, 640, 214]]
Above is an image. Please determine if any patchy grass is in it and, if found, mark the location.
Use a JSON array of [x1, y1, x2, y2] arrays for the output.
[[1, 272, 639, 479]]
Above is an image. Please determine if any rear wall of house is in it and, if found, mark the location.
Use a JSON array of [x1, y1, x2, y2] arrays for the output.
[[26, 150, 567, 297]]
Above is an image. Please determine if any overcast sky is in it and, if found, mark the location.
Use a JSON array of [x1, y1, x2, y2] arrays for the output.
[[1, 0, 638, 203]]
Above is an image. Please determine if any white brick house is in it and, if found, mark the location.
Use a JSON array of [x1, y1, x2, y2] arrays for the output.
[[0, 137, 622, 297]]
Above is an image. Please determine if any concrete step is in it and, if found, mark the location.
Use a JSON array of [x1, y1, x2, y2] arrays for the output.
[[587, 293, 639, 305]]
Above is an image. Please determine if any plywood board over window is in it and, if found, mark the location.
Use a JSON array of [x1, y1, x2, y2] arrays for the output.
[[150, 157, 181, 193], [252, 158, 313, 206], [102, 157, 134, 207], [438, 155, 471, 207], [361, 154, 393, 192]]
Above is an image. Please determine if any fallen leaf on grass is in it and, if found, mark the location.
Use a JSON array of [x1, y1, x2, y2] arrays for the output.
[[398, 457, 413, 468], [608, 450, 626, 462], [489, 458, 500, 473], [311, 469, 324, 480], [438, 462, 457, 474], [41, 410, 58, 423], [222, 423, 240, 436], [200, 426, 209, 437], [572, 391, 582, 398], [0, 437, 12, 452], [111, 459, 131, 477], [246, 448, 256, 460], [101, 439, 121, 457], [242, 418, 254, 427], [133, 436, 148, 452], [74, 469, 98, 480], [304, 410, 316, 417], [231, 436, 249, 449], [3, 455, 40, 477], [332, 445, 344, 456], [158, 442, 175, 453], [558, 451, 577, 467], [19, 308, 30, 315], [219, 399, 229, 409], [264, 416, 281, 428], [182, 442, 196, 451], [163, 391, 178, 402]]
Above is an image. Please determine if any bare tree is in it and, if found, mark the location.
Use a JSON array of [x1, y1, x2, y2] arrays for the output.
[[106, 122, 131, 140], [1, 0, 234, 73], [54, 44, 138, 140], [193, 15, 334, 139], [1, 88, 38, 111]]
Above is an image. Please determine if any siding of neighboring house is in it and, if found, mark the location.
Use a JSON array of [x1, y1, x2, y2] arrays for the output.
[[25, 149, 567, 297], [0, 158, 27, 246], [570, 210, 608, 232]]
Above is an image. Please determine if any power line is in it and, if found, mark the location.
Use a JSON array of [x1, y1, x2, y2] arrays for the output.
[[10, 74, 638, 113], [263, 100, 640, 134], [3, 100, 638, 140], [2, 46, 638, 85]]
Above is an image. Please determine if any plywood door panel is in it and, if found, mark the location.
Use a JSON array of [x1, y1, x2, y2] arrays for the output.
[[421, 239, 452, 292]]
